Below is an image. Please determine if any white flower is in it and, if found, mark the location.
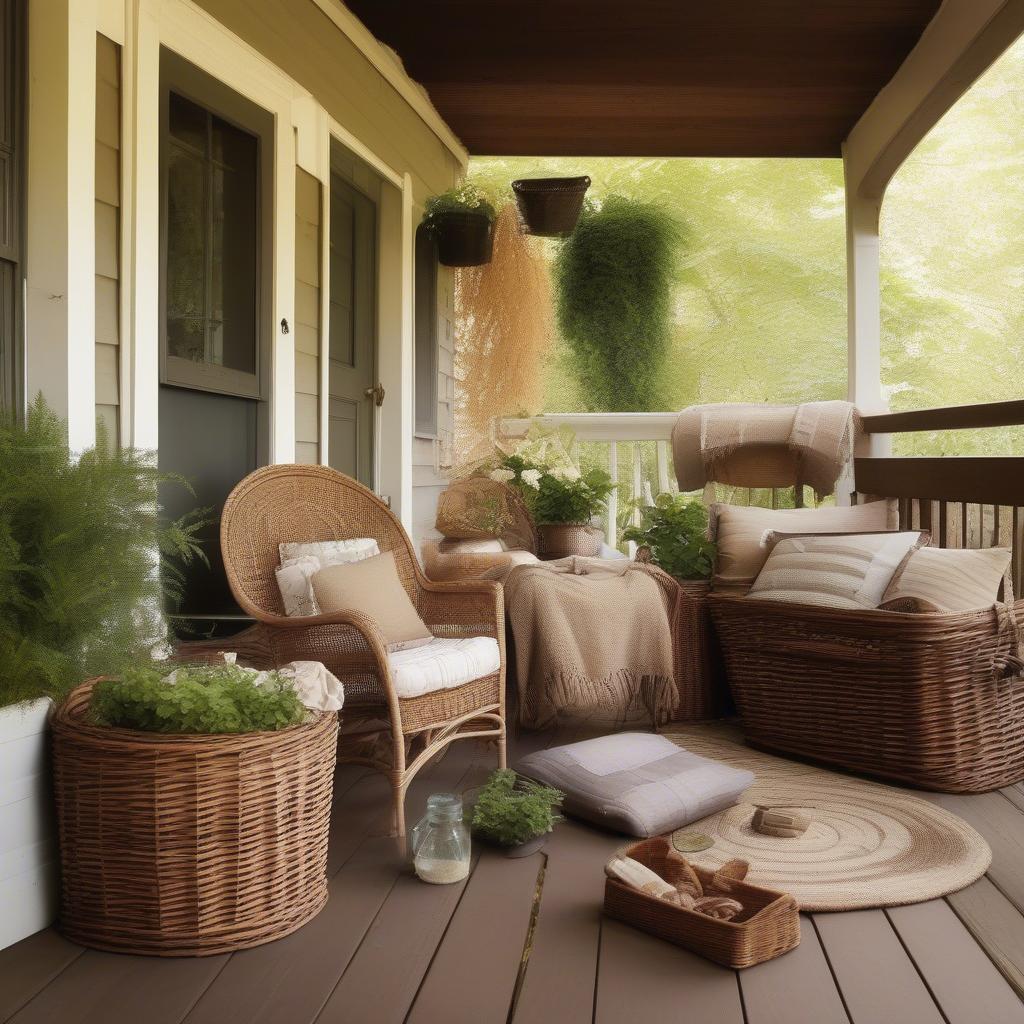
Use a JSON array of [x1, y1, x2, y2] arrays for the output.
[[520, 469, 542, 490], [489, 468, 516, 483], [550, 465, 581, 482]]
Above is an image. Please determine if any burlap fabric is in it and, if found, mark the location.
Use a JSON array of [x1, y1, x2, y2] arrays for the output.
[[672, 401, 858, 501], [500, 557, 676, 728], [435, 477, 538, 552]]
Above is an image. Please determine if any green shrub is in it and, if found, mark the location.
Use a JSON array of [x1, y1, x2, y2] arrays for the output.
[[622, 494, 716, 580], [471, 769, 563, 846], [554, 195, 683, 412], [90, 662, 306, 734], [0, 397, 206, 709]]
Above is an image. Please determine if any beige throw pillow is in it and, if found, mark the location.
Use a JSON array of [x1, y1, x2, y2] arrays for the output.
[[710, 499, 898, 592], [880, 545, 1011, 612], [311, 551, 434, 651], [275, 538, 381, 617], [748, 531, 926, 610]]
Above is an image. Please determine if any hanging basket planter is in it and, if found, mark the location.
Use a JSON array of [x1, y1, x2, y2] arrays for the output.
[[432, 210, 495, 267], [512, 176, 591, 237]]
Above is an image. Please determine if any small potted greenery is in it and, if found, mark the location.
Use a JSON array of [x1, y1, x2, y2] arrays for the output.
[[51, 660, 338, 955], [422, 181, 497, 266], [622, 493, 716, 582], [492, 443, 615, 559], [470, 769, 563, 857]]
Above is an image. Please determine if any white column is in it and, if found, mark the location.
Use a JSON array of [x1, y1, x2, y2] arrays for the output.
[[25, 0, 97, 450]]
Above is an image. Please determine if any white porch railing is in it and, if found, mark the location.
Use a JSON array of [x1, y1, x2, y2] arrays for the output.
[[499, 413, 679, 548]]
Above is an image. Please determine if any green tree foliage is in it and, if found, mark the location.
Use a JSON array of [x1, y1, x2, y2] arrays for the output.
[[91, 663, 306, 734], [553, 195, 682, 411], [0, 397, 207, 708]]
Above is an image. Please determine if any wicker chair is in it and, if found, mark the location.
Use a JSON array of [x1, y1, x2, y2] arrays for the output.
[[207, 464, 506, 836]]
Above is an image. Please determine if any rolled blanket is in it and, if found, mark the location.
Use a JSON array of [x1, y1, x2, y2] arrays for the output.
[[503, 557, 676, 728]]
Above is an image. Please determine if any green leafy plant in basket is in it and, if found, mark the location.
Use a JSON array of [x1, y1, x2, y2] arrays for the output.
[[497, 452, 615, 526], [471, 769, 564, 848], [90, 661, 307, 734], [622, 493, 716, 580], [421, 181, 497, 233]]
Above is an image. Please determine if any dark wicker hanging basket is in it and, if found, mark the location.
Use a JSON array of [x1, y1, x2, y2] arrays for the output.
[[512, 176, 591, 236], [432, 210, 495, 266]]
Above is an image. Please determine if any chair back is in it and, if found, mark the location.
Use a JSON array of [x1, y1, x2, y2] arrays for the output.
[[220, 464, 418, 617]]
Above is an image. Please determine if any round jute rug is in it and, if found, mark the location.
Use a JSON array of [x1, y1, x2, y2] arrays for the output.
[[664, 724, 991, 912]]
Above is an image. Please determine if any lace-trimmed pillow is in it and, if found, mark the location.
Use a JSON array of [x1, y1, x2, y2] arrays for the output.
[[880, 545, 1012, 612], [748, 531, 927, 610], [275, 538, 380, 617]]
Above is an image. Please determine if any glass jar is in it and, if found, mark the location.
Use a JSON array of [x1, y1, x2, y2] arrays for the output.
[[411, 793, 471, 885]]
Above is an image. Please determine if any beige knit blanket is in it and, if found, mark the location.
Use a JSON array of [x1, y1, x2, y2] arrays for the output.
[[671, 401, 859, 500], [499, 557, 676, 729]]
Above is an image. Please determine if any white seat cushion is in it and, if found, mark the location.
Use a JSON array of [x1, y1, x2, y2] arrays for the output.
[[387, 636, 501, 699]]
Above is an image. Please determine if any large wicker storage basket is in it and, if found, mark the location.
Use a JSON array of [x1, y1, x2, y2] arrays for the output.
[[710, 595, 1024, 792], [51, 679, 339, 956], [604, 839, 800, 968]]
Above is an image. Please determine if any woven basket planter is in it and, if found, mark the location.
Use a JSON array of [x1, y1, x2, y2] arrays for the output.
[[604, 839, 800, 968], [433, 210, 494, 266], [51, 679, 338, 956], [710, 595, 1024, 792], [512, 176, 590, 236], [537, 523, 603, 559]]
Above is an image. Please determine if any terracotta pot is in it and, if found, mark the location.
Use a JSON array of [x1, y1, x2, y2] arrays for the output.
[[432, 210, 494, 266], [512, 176, 591, 237], [537, 523, 603, 559]]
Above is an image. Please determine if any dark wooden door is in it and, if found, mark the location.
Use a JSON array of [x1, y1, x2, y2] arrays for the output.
[[0, 0, 24, 414]]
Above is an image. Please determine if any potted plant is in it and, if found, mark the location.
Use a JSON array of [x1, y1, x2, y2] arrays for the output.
[[52, 661, 338, 955], [470, 769, 563, 857], [493, 446, 615, 559], [622, 493, 716, 582], [422, 181, 497, 266], [0, 398, 205, 951], [512, 175, 591, 236]]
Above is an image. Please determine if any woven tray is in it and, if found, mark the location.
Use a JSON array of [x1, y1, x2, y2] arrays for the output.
[[604, 840, 800, 968], [51, 679, 338, 956]]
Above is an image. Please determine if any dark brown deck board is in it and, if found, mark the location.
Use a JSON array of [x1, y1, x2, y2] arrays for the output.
[[8, 950, 228, 1024], [814, 909, 943, 1023], [594, 917, 744, 1024], [407, 848, 542, 1024], [888, 900, 1024, 1024], [741, 916, 849, 1024], [0, 929, 83, 1022], [947, 876, 1024, 999]]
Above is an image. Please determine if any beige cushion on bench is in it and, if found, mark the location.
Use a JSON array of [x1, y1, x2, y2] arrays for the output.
[[881, 545, 1012, 612]]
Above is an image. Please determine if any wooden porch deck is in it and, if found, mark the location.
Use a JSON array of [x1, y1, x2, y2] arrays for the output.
[[3, 723, 1024, 1024]]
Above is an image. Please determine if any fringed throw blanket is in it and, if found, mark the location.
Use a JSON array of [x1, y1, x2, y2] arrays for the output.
[[671, 401, 859, 501], [501, 557, 676, 729]]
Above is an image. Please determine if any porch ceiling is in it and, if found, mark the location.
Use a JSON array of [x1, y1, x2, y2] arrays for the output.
[[344, 0, 943, 157]]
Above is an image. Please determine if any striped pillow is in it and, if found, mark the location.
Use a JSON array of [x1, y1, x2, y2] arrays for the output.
[[880, 545, 1011, 613], [709, 500, 898, 593], [748, 532, 926, 610]]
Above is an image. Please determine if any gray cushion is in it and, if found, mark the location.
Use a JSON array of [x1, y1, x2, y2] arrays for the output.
[[517, 732, 754, 838]]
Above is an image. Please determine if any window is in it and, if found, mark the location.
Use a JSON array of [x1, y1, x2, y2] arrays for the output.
[[414, 224, 438, 436], [160, 51, 270, 400]]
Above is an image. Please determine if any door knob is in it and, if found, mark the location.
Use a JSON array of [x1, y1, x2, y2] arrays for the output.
[[365, 383, 386, 407]]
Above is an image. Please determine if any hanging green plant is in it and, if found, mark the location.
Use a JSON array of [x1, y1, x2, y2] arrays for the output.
[[422, 181, 498, 267], [553, 195, 683, 412]]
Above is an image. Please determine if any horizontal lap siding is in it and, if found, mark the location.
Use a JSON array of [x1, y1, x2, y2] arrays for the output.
[[95, 34, 119, 444], [295, 167, 321, 465]]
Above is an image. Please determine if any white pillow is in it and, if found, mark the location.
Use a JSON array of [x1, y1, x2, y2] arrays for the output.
[[881, 545, 1012, 612], [275, 538, 380, 616], [748, 531, 926, 610]]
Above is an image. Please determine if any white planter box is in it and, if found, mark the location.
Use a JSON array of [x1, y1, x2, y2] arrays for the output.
[[0, 698, 58, 950]]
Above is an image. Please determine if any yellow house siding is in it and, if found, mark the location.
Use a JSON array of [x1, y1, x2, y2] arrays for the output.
[[294, 166, 321, 465], [95, 33, 120, 442]]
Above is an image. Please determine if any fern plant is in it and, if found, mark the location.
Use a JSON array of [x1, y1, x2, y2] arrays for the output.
[[91, 663, 306, 734], [471, 769, 564, 846], [622, 494, 716, 580], [0, 397, 207, 708]]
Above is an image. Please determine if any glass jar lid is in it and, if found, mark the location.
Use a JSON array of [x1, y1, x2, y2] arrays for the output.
[[425, 792, 464, 823]]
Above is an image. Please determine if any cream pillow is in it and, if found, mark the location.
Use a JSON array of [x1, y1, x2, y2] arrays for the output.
[[311, 551, 434, 652], [880, 545, 1011, 612], [710, 500, 898, 592], [748, 531, 926, 610], [275, 538, 380, 617]]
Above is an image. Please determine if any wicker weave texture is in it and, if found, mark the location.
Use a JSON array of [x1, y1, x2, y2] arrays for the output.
[[710, 596, 1024, 792], [603, 839, 800, 968], [52, 680, 338, 956]]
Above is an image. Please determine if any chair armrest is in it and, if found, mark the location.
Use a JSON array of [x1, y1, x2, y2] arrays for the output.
[[416, 577, 505, 638]]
